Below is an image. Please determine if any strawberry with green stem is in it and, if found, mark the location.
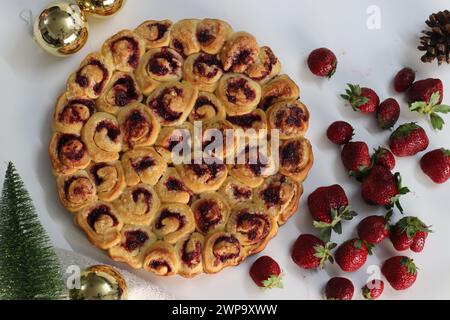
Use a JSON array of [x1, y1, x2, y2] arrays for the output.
[[291, 234, 336, 270], [341, 84, 380, 114], [249, 256, 283, 289]]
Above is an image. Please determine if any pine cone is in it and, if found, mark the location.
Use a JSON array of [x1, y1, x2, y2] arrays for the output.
[[418, 10, 450, 65]]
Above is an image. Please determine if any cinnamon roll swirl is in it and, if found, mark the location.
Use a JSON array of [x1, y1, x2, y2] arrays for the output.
[[121, 147, 167, 186], [267, 100, 310, 139], [156, 167, 192, 204], [76, 202, 123, 249], [245, 46, 281, 84], [49, 132, 90, 176], [189, 92, 226, 123], [153, 203, 195, 244], [259, 75, 300, 111], [278, 138, 314, 182], [254, 174, 303, 224], [53, 93, 95, 135], [218, 177, 254, 205], [175, 232, 204, 277], [176, 161, 228, 194], [216, 73, 262, 116], [109, 225, 157, 269], [57, 171, 97, 213], [191, 192, 230, 234], [102, 30, 145, 72], [87, 161, 126, 202], [96, 72, 143, 115], [143, 241, 179, 276], [202, 120, 236, 159], [81, 112, 123, 163], [135, 48, 183, 95], [183, 53, 224, 92], [227, 109, 267, 135], [220, 32, 259, 73], [117, 103, 160, 151], [226, 203, 278, 254], [203, 232, 245, 274], [113, 184, 161, 225], [135, 20, 173, 49], [146, 82, 198, 126], [196, 19, 233, 55], [67, 52, 114, 99], [155, 123, 193, 163], [169, 19, 201, 56]]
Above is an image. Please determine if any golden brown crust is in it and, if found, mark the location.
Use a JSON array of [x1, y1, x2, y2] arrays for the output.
[[175, 232, 205, 277], [183, 53, 224, 92], [259, 74, 300, 111], [245, 46, 281, 84], [191, 192, 230, 234], [154, 123, 194, 163], [176, 162, 228, 194], [108, 225, 157, 269], [117, 103, 160, 151], [189, 92, 226, 123], [87, 161, 126, 202], [121, 147, 167, 186], [216, 73, 262, 116], [81, 112, 123, 163], [152, 203, 195, 244], [203, 231, 245, 274], [156, 167, 192, 204], [76, 202, 124, 249], [49, 132, 91, 176], [196, 19, 233, 54], [53, 93, 95, 135], [218, 177, 254, 205], [169, 19, 201, 56], [278, 137, 314, 182], [57, 171, 97, 213], [135, 20, 173, 49], [267, 100, 310, 140], [143, 241, 180, 276], [135, 48, 184, 95], [220, 32, 259, 73], [102, 30, 145, 73], [96, 72, 143, 115]]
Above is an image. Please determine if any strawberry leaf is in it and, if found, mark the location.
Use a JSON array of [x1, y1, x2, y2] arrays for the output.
[[262, 275, 284, 289], [429, 91, 441, 107], [409, 101, 427, 112], [332, 222, 342, 234], [430, 113, 445, 130], [319, 228, 332, 243], [432, 104, 450, 113]]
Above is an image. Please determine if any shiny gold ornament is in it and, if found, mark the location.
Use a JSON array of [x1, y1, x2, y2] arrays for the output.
[[76, 0, 126, 18], [33, 3, 89, 57], [69, 265, 127, 300]]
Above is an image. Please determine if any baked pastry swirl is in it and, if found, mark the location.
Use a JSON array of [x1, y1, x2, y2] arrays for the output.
[[97, 72, 143, 115], [51, 18, 313, 278]]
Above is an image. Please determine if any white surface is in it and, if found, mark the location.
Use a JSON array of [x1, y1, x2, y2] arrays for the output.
[[0, 0, 449, 300]]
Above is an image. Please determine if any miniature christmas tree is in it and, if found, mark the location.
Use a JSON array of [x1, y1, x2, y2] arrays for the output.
[[0, 162, 63, 300]]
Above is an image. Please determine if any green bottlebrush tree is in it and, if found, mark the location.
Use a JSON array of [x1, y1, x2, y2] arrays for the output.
[[0, 162, 63, 300]]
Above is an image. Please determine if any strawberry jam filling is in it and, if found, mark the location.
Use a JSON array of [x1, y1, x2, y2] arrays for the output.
[[227, 113, 261, 128], [75, 60, 109, 94], [280, 140, 302, 167], [123, 110, 151, 147], [226, 78, 256, 103], [59, 99, 95, 124], [231, 49, 255, 69], [96, 121, 121, 141], [87, 205, 118, 230], [148, 49, 182, 76], [196, 28, 215, 45], [275, 105, 306, 129], [236, 212, 270, 241], [149, 259, 172, 273], [195, 200, 223, 233], [147, 87, 183, 122], [155, 209, 186, 230], [191, 96, 218, 120], [111, 36, 140, 69], [193, 54, 222, 78], [165, 177, 185, 191], [261, 184, 282, 207], [112, 76, 140, 107], [131, 156, 156, 172], [181, 240, 202, 267], [57, 134, 87, 162], [123, 230, 149, 252], [90, 163, 108, 186], [147, 22, 170, 41], [189, 162, 225, 181], [131, 188, 153, 210], [250, 47, 278, 81], [213, 236, 240, 262], [231, 185, 252, 200]]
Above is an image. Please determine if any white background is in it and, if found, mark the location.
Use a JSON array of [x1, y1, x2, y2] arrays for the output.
[[1, 0, 449, 300]]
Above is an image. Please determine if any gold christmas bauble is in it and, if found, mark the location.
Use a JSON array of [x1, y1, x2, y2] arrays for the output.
[[69, 265, 127, 300], [33, 3, 89, 57], [76, 0, 126, 18]]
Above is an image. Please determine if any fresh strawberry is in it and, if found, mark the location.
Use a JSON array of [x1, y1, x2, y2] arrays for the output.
[[307, 48, 337, 78], [376, 98, 400, 129], [357, 212, 391, 245], [362, 279, 384, 300], [361, 165, 410, 213], [382, 256, 418, 290], [408, 79, 449, 130], [341, 141, 372, 177], [325, 277, 354, 300], [341, 84, 380, 114], [420, 148, 450, 184], [291, 234, 336, 269], [389, 123, 429, 157], [394, 68, 416, 93], [249, 256, 283, 289], [327, 121, 354, 145], [390, 217, 432, 253], [307, 185, 357, 242], [372, 147, 396, 170], [335, 239, 372, 272]]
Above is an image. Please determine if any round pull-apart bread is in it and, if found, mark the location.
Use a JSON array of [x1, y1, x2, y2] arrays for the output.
[[49, 18, 313, 278]]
